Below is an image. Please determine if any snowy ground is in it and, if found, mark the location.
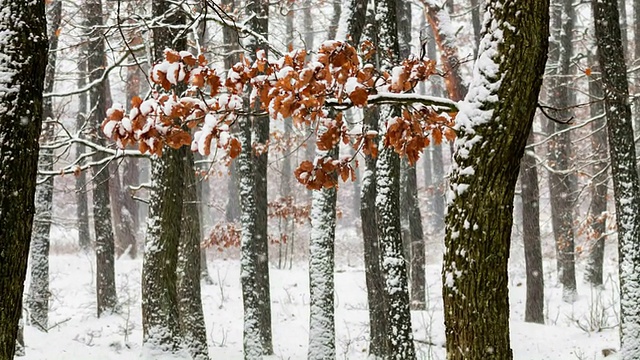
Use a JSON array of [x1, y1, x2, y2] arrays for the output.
[[22, 231, 620, 360]]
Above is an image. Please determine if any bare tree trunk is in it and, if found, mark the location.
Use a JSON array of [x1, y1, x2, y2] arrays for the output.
[[177, 149, 209, 359], [585, 55, 608, 286], [521, 133, 544, 323], [0, 0, 47, 357], [85, 0, 118, 316], [592, 1, 640, 357], [27, 0, 61, 333], [76, 39, 92, 251], [546, 0, 577, 302], [443, 0, 549, 358]]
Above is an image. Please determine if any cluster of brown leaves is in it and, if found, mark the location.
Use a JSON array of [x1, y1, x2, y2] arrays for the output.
[[268, 196, 311, 224], [102, 42, 457, 190], [294, 156, 357, 190], [203, 222, 242, 251], [384, 107, 456, 165]]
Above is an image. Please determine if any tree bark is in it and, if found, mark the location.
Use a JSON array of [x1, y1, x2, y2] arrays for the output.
[[141, 0, 187, 351], [0, 0, 47, 357], [521, 133, 544, 324], [374, 0, 416, 358], [592, 0, 640, 357], [76, 35, 92, 252], [246, 0, 273, 354], [177, 148, 209, 360], [85, 0, 118, 317], [442, 1, 549, 358], [584, 59, 608, 287], [28, 0, 62, 332], [545, 0, 577, 303]]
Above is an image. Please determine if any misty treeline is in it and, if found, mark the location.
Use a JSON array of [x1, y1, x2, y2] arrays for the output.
[[1, 0, 640, 359]]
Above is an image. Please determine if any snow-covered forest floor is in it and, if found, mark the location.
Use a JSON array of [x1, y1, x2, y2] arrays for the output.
[[22, 227, 620, 360]]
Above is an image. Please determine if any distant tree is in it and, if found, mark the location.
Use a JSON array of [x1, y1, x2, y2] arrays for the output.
[[442, 0, 549, 358], [521, 132, 544, 324], [85, 0, 118, 316], [0, 0, 48, 357], [546, 0, 577, 302]]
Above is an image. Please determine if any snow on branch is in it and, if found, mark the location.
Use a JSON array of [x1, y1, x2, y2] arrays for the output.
[[101, 42, 459, 189]]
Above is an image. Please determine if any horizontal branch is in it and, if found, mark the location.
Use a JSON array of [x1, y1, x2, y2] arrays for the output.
[[325, 93, 459, 112]]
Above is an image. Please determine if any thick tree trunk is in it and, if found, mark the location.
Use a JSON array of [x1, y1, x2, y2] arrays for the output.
[[585, 57, 608, 287], [28, 0, 61, 332], [0, 0, 47, 357], [521, 133, 544, 324], [85, 0, 118, 316], [442, 1, 549, 358], [592, 1, 640, 358], [177, 148, 209, 360], [374, 1, 415, 358], [141, 0, 187, 351]]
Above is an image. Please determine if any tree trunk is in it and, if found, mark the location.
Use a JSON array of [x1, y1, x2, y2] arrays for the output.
[[0, 0, 47, 357], [245, 1, 273, 354], [141, 0, 187, 351], [584, 56, 608, 287], [15, 317, 25, 357], [374, 0, 415, 358], [177, 148, 209, 360], [237, 112, 263, 359], [28, 0, 61, 333], [442, 1, 549, 358], [592, 0, 640, 357], [470, 0, 482, 56], [76, 38, 92, 252], [521, 133, 544, 324], [546, 0, 577, 302], [85, 0, 118, 316], [308, 145, 338, 360]]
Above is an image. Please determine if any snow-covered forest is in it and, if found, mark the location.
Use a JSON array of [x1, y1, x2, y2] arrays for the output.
[[0, 0, 638, 359]]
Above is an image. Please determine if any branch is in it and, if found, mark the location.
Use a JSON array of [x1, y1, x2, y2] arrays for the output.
[[44, 44, 145, 98], [325, 92, 458, 112]]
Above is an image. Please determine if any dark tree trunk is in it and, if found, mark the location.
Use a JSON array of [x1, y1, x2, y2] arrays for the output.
[[0, 0, 47, 357], [470, 0, 482, 56], [442, 1, 549, 358], [85, 0, 118, 316], [584, 57, 608, 287], [521, 133, 544, 324], [141, 0, 187, 351], [246, 1, 273, 354], [177, 149, 209, 360], [374, 0, 415, 358], [28, 0, 62, 332], [546, 0, 577, 302], [15, 317, 25, 357], [592, 0, 640, 357]]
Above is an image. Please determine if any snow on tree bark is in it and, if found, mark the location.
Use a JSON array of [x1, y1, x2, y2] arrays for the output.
[[584, 56, 608, 287], [592, 0, 640, 357], [545, 0, 577, 302], [141, 0, 187, 352], [85, 0, 118, 316], [28, 0, 61, 332], [244, 0, 273, 355], [373, 0, 416, 358], [0, 0, 47, 357], [521, 133, 544, 324], [307, 144, 338, 360], [442, 1, 549, 358], [177, 148, 209, 360], [237, 112, 264, 359]]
